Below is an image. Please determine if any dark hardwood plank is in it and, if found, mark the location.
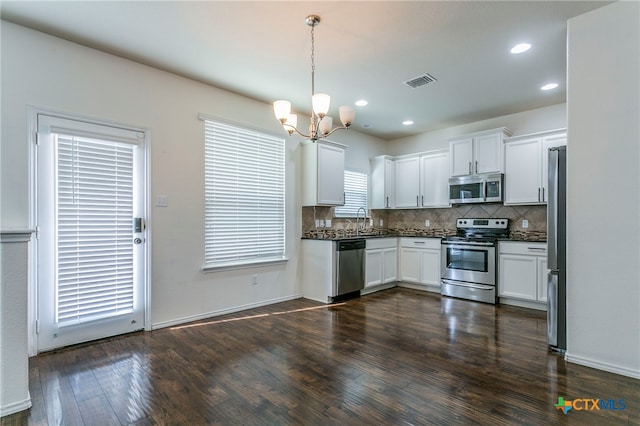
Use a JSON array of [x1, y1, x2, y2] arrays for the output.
[[2, 288, 638, 425]]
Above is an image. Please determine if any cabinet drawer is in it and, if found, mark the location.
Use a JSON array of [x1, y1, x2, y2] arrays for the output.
[[499, 241, 546, 256], [366, 238, 397, 250], [399, 237, 441, 250]]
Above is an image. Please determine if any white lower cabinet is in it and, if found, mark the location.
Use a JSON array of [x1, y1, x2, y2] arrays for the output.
[[365, 238, 397, 289], [398, 238, 441, 290], [498, 242, 548, 309]]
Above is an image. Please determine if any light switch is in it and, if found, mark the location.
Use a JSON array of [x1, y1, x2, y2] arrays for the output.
[[522, 219, 529, 228], [156, 195, 169, 207], [325, 219, 332, 227], [425, 219, 430, 227]]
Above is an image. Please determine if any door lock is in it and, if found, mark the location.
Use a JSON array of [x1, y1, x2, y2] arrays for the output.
[[133, 238, 143, 245]]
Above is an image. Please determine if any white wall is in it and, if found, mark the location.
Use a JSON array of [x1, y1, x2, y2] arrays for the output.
[[566, 2, 640, 378], [0, 20, 388, 413], [387, 103, 566, 154]]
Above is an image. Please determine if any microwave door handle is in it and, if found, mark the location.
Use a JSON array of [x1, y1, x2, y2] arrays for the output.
[[483, 181, 487, 201]]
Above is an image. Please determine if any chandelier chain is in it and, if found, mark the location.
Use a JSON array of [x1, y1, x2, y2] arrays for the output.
[[310, 23, 315, 98]]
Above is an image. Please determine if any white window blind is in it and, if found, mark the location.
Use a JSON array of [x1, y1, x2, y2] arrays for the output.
[[56, 135, 135, 326], [334, 170, 368, 218], [203, 119, 285, 268]]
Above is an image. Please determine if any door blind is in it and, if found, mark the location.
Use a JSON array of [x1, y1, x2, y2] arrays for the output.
[[334, 170, 368, 218], [203, 119, 285, 268], [56, 135, 135, 326]]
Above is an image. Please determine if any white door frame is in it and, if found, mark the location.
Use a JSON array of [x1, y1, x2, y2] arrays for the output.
[[27, 106, 152, 356]]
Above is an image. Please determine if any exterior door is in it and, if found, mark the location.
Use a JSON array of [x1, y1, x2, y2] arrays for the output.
[[36, 114, 147, 352]]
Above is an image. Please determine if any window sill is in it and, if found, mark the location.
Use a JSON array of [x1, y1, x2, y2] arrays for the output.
[[202, 257, 288, 273]]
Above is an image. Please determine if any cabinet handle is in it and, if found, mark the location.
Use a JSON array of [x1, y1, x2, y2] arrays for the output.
[[416, 195, 419, 207], [538, 188, 541, 202], [421, 195, 424, 207], [468, 162, 472, 174], [475, 161, 478, 174], [542, 188, 545, 202], [414, 241, 426, 245], [528, 247, 546, 251], [386, 196, 389, 208]]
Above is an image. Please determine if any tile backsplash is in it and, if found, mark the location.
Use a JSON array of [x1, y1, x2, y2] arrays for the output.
[[302, 204, 546, 240]]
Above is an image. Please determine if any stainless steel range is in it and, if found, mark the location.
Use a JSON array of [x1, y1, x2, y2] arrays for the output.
[[441, 218, 509, 304]]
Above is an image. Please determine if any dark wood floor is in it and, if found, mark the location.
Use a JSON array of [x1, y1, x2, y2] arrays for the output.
[[3, 288, 638, 425]]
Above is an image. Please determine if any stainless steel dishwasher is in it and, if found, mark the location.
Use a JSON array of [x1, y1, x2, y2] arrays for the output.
[[334, 239, 366, 297]]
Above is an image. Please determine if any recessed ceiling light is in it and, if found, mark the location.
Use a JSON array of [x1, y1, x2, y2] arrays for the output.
[[355, 100, 368, 107], [510, 43, 531, 54], [541, 83, 559, 91], [402, 120, 414, 126]]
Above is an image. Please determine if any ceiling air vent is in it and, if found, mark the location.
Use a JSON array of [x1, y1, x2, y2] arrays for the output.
[[404, 73, 437, 89]]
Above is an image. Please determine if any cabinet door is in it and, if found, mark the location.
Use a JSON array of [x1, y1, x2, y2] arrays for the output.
[[541, 133, 567, 203], [420, 152, 450, 207], [399, 247, 421, 283], [420, 249, 441, 285], [450, 138, 473, 177], [537, 258, 549, 302], [394, 156, 420, 207], [317, 143, 345, 205], [499, 254, 537, 300], [365, 249, 383, 288], [473, 133, 503, 174], [370, 157, 395, 209], [382, 247, 398, 283], [504, 138, 542, 205]]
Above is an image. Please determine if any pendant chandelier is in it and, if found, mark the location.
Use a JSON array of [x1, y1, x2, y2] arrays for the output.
[[273, 15, 355, 141]]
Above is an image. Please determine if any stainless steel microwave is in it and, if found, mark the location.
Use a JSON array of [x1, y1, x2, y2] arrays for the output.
[[449, 173, 504, 204]]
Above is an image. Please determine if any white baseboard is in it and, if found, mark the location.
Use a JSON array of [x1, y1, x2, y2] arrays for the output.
[[565, 352, 640, 379], [396, 281, 440, 293], [151, 293, 303, 330], [361, 282, 396, 295], [0, 395, 32, 418], [499, 298, 546, 311]]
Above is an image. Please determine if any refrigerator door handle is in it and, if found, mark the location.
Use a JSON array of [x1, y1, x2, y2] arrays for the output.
[[547, 149, 559, 270], [547, 270, 559, 347]]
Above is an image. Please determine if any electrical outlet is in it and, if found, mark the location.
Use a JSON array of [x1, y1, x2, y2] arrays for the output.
[[325, 219, 331, 227], [319, 220, 325, 227], [425, 219, 430, 227], [379, 219, 384, 226], [315, 219, 320, 227], [369, 219, 373, 226], [522, 219, 529, 228], [251, 275, 258, 285]]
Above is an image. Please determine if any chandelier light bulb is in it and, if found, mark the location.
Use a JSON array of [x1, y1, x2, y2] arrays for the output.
[[284, 114, 298, 135], [273, 100, 291, 122], [318, 116, 333, 135], [339, 106, 355, 127], [312, 93, 330, 118]]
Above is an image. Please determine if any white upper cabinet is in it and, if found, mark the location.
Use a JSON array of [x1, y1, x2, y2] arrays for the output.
[[370, 155, 395, 209], [419, 150, 450, 208], [504, 130, 566, 205], [393, 151, 450, 209], [301, 140, 346, 206], [394, 156, 421, 208], [449, 128, 512, 177]]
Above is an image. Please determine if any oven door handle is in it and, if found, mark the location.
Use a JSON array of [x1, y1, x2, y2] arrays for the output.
[[442, 241, 495, 247], [441, 279, 494, 290]]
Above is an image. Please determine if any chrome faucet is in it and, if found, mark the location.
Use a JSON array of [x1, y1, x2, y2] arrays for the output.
[[356, 207, 366, 236]]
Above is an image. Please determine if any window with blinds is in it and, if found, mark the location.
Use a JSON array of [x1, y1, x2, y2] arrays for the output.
[[56, 135, 135, 326], [334, 170, 368, 218], [203, 118, 286, 269]]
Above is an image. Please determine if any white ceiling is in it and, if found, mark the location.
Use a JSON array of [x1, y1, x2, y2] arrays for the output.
[[1, 1, 610, 141]]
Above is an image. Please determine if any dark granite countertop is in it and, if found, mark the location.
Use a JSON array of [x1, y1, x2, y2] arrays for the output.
[[302, 229, 546, 242]]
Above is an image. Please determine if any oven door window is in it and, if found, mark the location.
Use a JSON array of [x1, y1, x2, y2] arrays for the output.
[[445, 247, 488, 272]]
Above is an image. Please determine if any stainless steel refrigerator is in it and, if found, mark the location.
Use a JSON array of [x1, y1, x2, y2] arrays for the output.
[[547, 146, 567, 353]]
